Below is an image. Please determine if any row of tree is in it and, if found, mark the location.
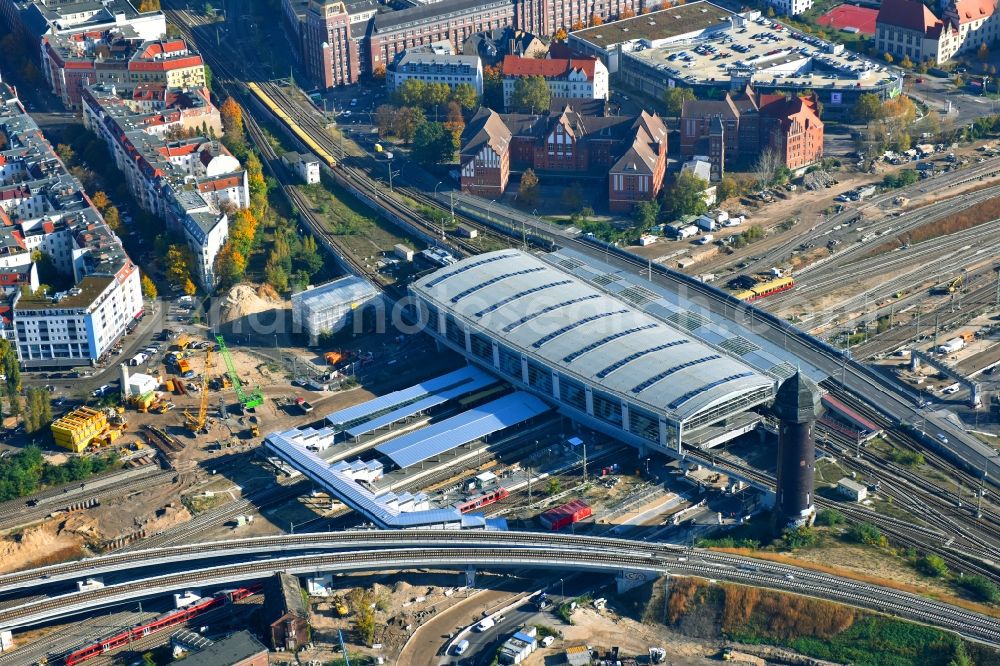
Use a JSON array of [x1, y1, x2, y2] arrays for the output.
[[0, 446, 119, 503], [392, 79, 478, 114]]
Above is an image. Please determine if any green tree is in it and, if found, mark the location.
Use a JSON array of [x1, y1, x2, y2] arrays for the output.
[[511, 75, 550, 113], [450, 82, 479, 110], [814, 508, 845, 526], [375, 104, 396, 138], [395, 79, 428, 107], [846, 522, 885, 547], [634, 198, 660, 230], [664, 171, 708, 219], [717, 174, 740, 201], [916, 554, 948, 577], [518, 168, 540, 208], [265, 258, 289, 292], [393, 106, 426, 143], [853, 93, 883, 123], [663, 87, 696, 116], [23, 387, 51, 434], [203, 64, 213, 92], [411, 121, 457, 164], [957, 575, 999, 602], [546, 477, 561, 496], [295, 236, 324, 277]]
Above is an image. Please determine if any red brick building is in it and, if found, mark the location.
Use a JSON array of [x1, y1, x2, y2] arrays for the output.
[[460, 105, 667, 211], [291, 0, 650, 88], [680, 87, 823, 179]]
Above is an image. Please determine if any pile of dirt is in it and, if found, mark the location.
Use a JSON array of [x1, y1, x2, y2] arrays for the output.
[[219, 283, 288, 325], [0, 517, 95, 573]]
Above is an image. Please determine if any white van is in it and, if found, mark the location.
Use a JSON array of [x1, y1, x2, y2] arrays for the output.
[[475, 617, 495, 632], [453, 639, 470, 655]]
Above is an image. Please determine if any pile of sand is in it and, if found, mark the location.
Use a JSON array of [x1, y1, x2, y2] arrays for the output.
[[220, 283, 288, 324], [0, 516, 96, 573]]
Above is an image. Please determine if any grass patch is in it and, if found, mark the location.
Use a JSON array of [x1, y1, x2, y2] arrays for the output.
[[815, 458, 846, 485], [706, 548, 1000, 618], [666, 578, 993, 666]]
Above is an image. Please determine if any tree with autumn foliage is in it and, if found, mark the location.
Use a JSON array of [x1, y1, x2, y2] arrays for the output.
[[620, 7, 635, 19], [138, 0, 160, 11], [214, 245, 247, 287], [141, 274, 158, 299], [590, 14, 604, 26], [103, 206, 121, 231], [183, 278, 197, 296], [372, 64, 386, 80], [90, 191, 109, 211], [571, 20, 586, 30], [553, 27, 568, 41], [164, 244, 195, 290], [220, 97, 244, 141]]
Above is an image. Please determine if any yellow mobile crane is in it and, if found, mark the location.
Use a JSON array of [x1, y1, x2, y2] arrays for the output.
[[184, 348, 214, 434]]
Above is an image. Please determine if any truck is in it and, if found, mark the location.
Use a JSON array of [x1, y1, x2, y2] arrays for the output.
[[695, 214, 717, 232], [129, 352, 148, 366], [176, 358, 192, 375], [296, 397, 314, 414]]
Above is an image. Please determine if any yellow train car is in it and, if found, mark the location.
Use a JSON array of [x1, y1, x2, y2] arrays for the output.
[[246, 82, 337, 168], [735, 276, 795, 302]]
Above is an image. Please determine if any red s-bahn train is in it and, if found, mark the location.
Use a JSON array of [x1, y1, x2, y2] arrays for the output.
[[63, 584, 262, 665], [455, 487, 509, 513]]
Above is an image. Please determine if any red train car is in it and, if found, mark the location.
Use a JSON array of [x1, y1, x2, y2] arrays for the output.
[[456, 487, 509, 513], [63, 585, 262, 665]]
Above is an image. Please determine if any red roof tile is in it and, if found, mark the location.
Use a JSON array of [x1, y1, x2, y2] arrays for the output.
[[877, 0, 943, 33], [502, 55, 596, 81]]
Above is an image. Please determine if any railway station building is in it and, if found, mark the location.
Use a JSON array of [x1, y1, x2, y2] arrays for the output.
[[408, 249, 797, 456]]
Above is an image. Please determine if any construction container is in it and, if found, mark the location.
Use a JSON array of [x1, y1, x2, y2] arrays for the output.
[[394, 244, 415, 261], [539, 499, 591, 531], [51, 407, 109, 453], [456, 225, 478, 239], [164, 379, 175, 392]]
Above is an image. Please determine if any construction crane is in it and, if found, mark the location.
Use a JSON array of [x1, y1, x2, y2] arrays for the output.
[[183, 348, 214, 433], [215, 335, 264, 410]]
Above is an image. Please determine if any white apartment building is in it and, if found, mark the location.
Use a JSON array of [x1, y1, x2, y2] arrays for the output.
[[388, 50, 484, 95], [82, 84, 249, 288], [0, 82, 144, 367], [766, 0, 812, 16], [501, 56, 608, 110]]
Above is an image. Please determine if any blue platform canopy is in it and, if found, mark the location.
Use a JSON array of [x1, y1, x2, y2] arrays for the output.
[[375, 392, 551, 469]]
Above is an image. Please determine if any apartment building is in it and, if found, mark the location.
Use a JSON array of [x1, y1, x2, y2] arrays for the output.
[[82, 85, 248, 287], [876, 0, 1000, 64], [460, 105, 667, 211], [41, 34, 207, 109], [0, 0, 165, 57], [501, 55, 608, 109], [0, 81, 143, 368], [389, 50, 484, 94]]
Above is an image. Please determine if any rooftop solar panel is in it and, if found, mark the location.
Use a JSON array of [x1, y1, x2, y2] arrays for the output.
[[375, 392, 551, 469]]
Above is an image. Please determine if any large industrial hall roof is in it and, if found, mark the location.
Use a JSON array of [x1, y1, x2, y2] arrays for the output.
[[410, 250, 776, 426]]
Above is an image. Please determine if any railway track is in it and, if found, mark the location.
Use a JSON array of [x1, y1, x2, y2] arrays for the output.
[[2, 543, 999, 645], [0, 610, 155, 666], [0, 466, 175, 534]]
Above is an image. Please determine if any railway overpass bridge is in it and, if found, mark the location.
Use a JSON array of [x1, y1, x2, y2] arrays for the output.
[[0, 532, 998, 647]]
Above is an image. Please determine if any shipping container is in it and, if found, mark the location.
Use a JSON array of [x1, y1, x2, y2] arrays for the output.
[[539, 499, 591, 531]]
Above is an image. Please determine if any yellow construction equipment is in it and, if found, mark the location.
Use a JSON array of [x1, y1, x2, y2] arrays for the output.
[[184, 348, 214, 434], [948, 275, 964, 292], [51, 407, 109, 453]]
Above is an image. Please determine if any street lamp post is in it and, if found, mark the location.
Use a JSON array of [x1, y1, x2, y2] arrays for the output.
[[487, 199, 496, 222]]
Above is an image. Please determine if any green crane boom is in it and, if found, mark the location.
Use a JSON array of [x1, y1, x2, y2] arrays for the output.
[[215, 335, 264, 409]]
